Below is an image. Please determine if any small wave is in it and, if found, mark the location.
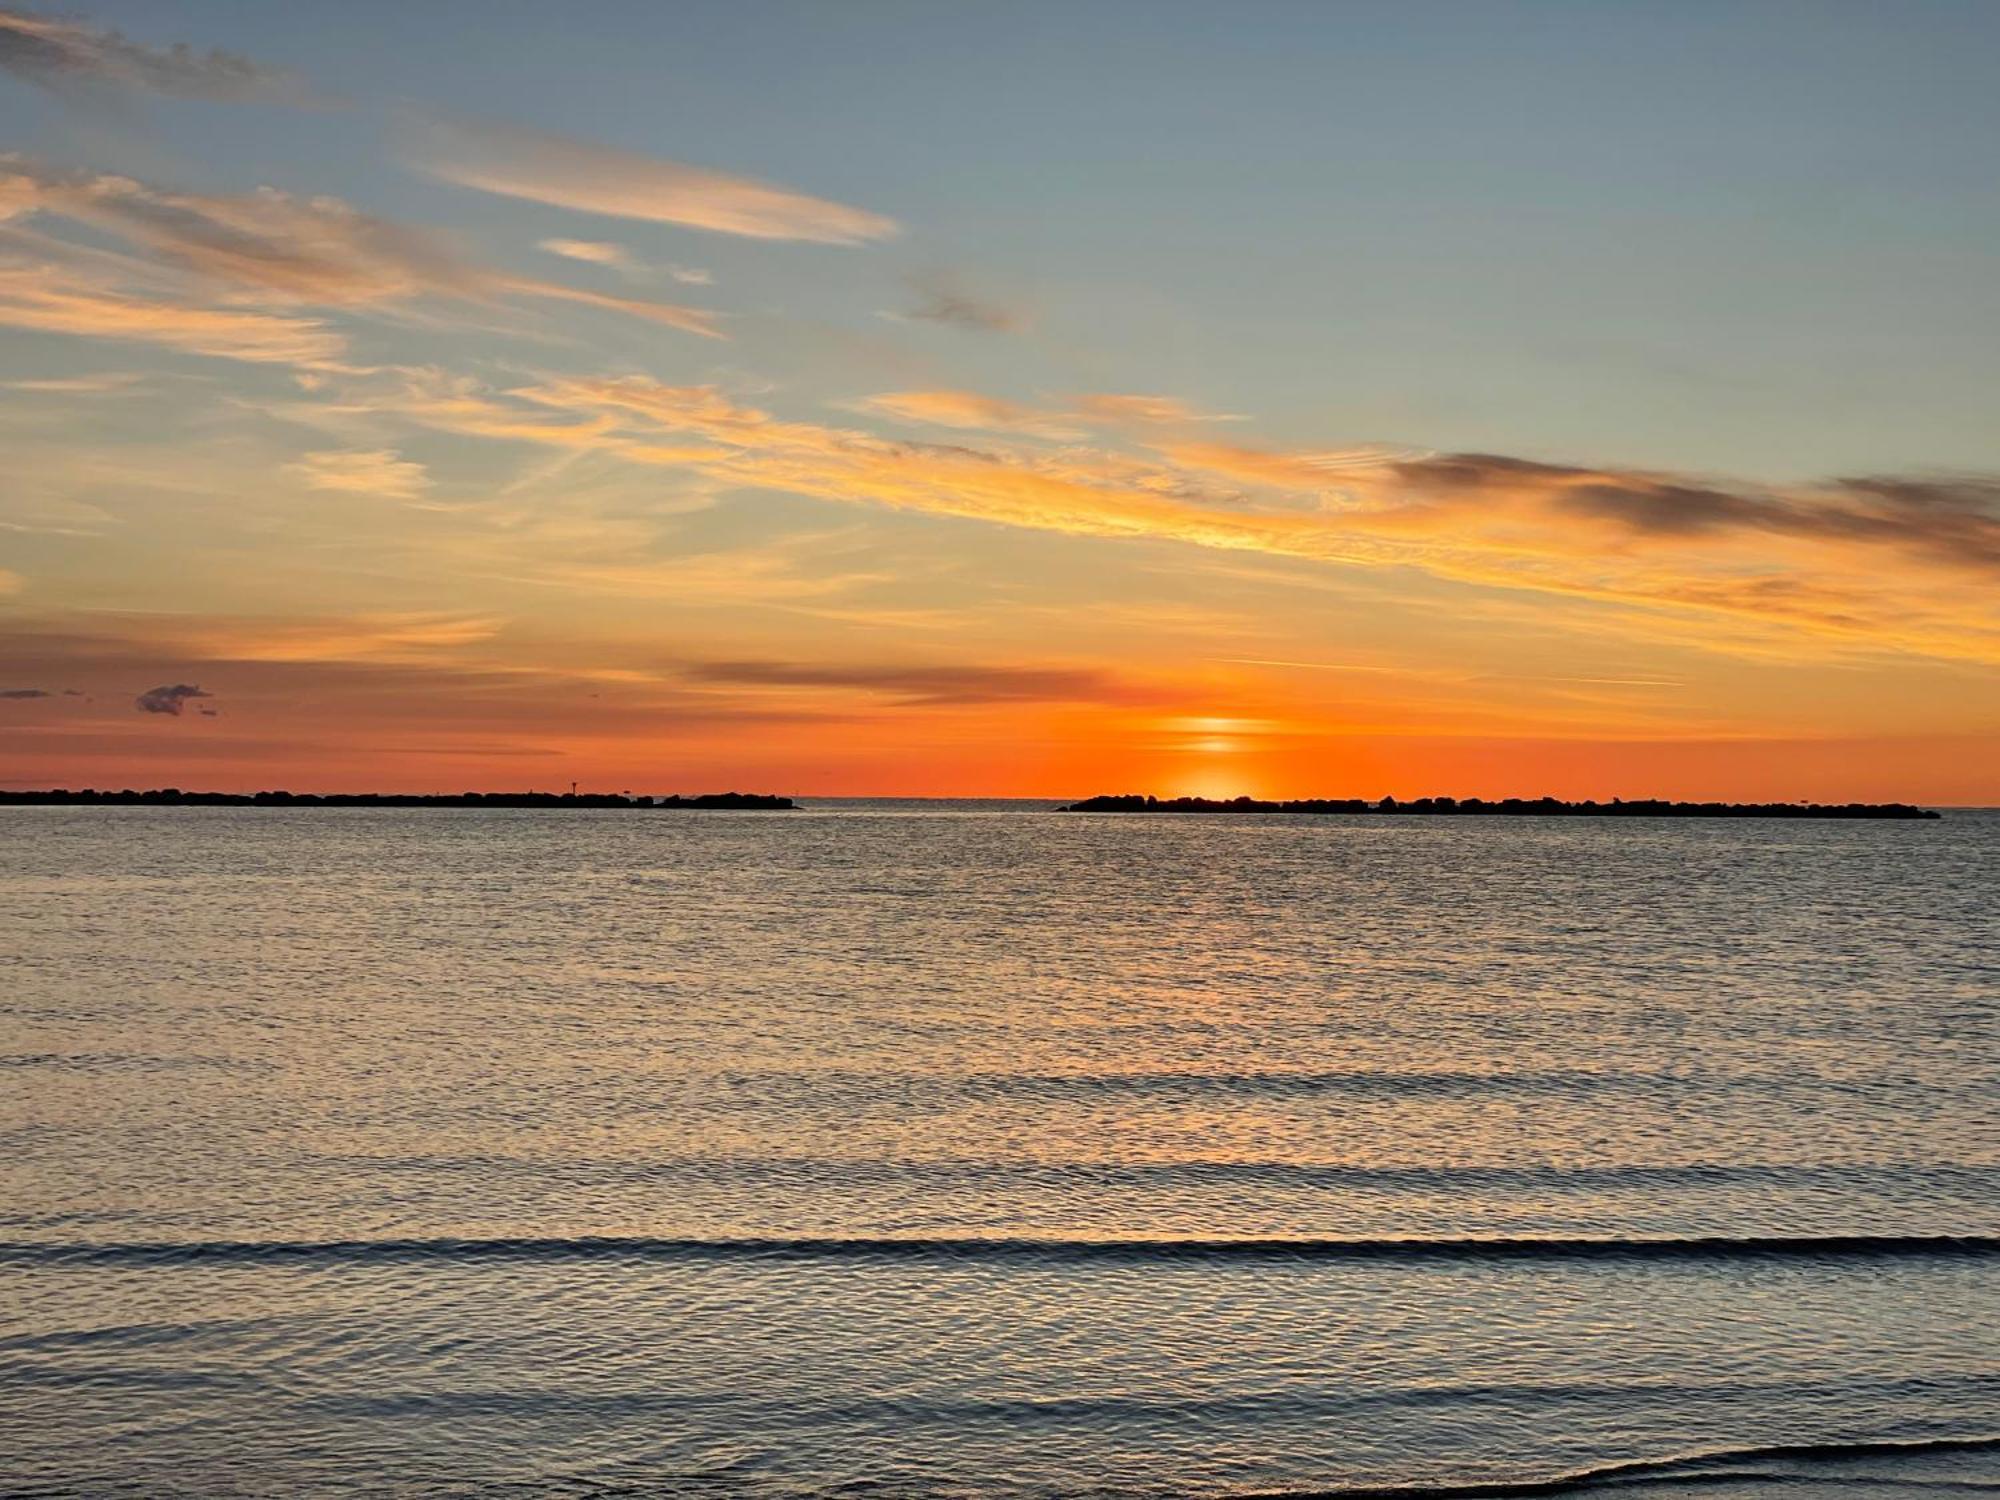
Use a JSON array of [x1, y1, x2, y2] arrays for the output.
[[299, 1151, 2000, 1195], [1253, 1435, 2000, 1498], [283, 1372, 1999, 1425], [1, 1233, 1992, 1269], [947, 1069, 1630, 1101]]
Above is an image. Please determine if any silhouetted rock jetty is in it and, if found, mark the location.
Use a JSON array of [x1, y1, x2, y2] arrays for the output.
[[0, 789, 797, 810], [1057, 793, 1938, 820]]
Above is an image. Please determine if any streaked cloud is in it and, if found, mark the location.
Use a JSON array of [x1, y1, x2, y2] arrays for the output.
[[0, 262, 345, 362], [0, 5, 291, 102], [1163, 439, 1403, 491], [287, 449, 432, 501], [850, 389, 1084, 440], [414, 119, 898, 244], [1069, 393, 1242, 426], [537, 237, 630, 270], [0, 157, 722, 341], [853, 388, 1246, 441], [1382, 454, 2000, 577], [342, 368, 2000, 664], [1, 686, 53, 698], [538, 237, 711, 284], [172, 613, 506, 664], [681, 659, 1152, 707], [2, 370, 151, 394]]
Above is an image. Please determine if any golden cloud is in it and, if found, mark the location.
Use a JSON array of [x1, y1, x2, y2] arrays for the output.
[[286, 449, 432, 501], [345, 368, 2000, 666], [0, 261, 345, 362], [849, 389, 1085, 440]]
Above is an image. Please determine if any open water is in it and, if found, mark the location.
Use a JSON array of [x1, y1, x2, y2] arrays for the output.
[[1, 803, 1994, 1497]]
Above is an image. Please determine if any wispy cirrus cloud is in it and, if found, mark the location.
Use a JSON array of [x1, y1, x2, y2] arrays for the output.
[[2, 369, 152, 394], [287, 449, 432, 501], [0, 5, 293, 102], [0, 157, 723, 342], [1163, 438, 1404, 491], [849, 389, 1085, 440], [852, 389, 1250, 441], [681, 659, 1154, 707], [538, 237, 711, 285], [174, 612, 505, 664], [9, 612, 505, 674], [0, 261, 345, 362], [1068, 393, 1242, 426], [412, 119, 898, 245], [333, 367, 2000, 665]]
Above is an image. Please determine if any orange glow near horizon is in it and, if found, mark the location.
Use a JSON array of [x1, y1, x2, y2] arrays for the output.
[[6, 670, 1995, 804]]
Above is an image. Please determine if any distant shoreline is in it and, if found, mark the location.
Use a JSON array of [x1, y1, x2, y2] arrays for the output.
[[0, 788, 1945, 818], [1058, 793, 1940, 820], [0, 789, 797, 810]]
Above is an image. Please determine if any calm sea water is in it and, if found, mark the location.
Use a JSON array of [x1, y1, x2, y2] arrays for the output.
[[1, 803, 1994, 1498]]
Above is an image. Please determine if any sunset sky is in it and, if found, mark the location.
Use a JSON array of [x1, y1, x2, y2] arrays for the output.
[[1, 0, 1996, 801]]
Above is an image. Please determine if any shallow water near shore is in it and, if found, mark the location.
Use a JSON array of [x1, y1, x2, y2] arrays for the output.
[[2, 803, 1994, 1497]]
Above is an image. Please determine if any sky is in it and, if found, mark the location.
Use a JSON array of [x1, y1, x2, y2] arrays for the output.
[[0, 0, 1996, 801]]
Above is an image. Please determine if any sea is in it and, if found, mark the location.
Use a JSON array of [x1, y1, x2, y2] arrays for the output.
[[1, 802, 1994, 1499]]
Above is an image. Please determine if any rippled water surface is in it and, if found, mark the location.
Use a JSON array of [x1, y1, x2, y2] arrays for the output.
[[2, 804, 1995, 1497]]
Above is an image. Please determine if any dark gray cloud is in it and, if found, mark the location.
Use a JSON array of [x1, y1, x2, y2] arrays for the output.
[[683, 660, 1141, 707], [1395, 453, 2000, 576], [1549, 479, 1769, 537], [1819, 476, 2000, 573], [0, 6, 288, 101], [135, 682, 211, 715], [1, 687, 51, 699], [902, 272, 1022, 334], [1396, 453, 1758, 532]]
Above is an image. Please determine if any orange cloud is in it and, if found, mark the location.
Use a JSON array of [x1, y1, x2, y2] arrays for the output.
[[0, 156, 722, 344], [286, 449, 431, 500], [1068, 393, 1241, 426], [350, 369, 2000, 666], [680, 659, 1162, 707], [538, 237, 712, 285], [1162, 439, 1404, 491], [850, 389, 1084, 440], [853, 389, 1245, 439], [174, 612, 507, 663], [0, 261, 344, 362]]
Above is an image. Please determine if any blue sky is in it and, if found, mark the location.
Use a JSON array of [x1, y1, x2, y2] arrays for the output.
[[9, 0, 1998, 477]]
